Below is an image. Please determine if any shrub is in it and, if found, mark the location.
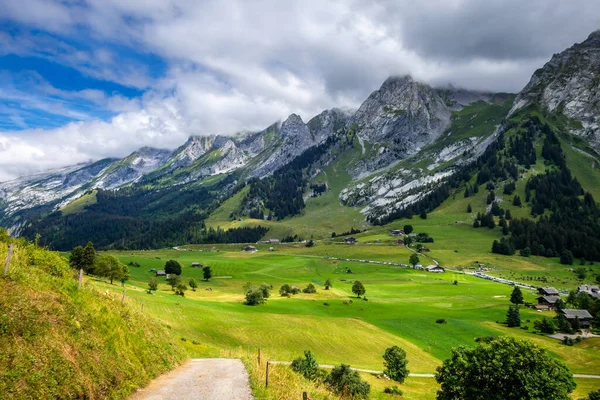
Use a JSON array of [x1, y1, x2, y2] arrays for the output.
[[383, 346, 409, 383], [166, 275, 181, 291], [175, 283, 187, 297], [291, 350, 319, 381], [324, 364, 370, 399], [245, 289, 265, 305], [587, 389, 600, 400], [188, 278, 198, 291], [563, 336, 574, 346], [323, 302, 330, 306], [436, 319, 447, 324], [534, 317, 556, 334], [148, 277, 158, 291], [290, 286, 300, 295], [383, 386, 403, 396], [303, 283, 317, 294], [279, 284, 292, 296]]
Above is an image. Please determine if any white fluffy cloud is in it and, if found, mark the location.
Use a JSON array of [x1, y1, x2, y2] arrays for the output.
[[1, 0, 599, 181]]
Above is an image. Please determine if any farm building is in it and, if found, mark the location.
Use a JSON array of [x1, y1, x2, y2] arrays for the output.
[[414, 264, 424, 270], [242, 245, 258, 252], [578, 285, 600, 299], [536, 295, 560, 310], [426, 265, 445, 273], [155, 270, 166, 277], [344, 237, 357, 244], [418, 247, 431, 252], [538, 287, 559, 296], [269, 239, 280, 244], [561, 309, 594, 329], [389, 230, 404, 236], [191, 262, 202, 268]]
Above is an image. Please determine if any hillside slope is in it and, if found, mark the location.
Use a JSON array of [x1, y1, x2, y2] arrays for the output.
[[0, 231, 186, 399]]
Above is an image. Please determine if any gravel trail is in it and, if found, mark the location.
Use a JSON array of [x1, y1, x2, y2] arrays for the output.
[[129, 358, 253, 400]]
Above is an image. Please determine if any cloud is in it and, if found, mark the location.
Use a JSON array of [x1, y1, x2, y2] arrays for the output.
[[0, 0, 599, 181]]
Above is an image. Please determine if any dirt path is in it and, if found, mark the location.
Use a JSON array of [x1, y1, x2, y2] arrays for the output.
[[129, 359, 253, 400]]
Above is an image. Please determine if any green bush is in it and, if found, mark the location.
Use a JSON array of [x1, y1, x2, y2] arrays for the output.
[[245, 290, 265, 305], [279, 284, 292, 296], [291, 350, 319, 381], [303, 283, 317, 293], [383, 386, 403, 395], [324, 364, 370, 399]]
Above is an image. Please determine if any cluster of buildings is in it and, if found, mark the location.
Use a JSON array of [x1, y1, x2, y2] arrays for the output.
[[536, 286, 595, 329]]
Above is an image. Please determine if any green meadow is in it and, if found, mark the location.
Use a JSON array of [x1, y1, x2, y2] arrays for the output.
[[90, 236, 600, 399]]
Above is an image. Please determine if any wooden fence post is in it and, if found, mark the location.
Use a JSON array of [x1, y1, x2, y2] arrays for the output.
[[258, 346, 261, 365], [121, 290, 126, 305], [142, 303, 145, 312], [265, 361, 269, 387], [3, 244, 14, 277], [78, 268, 83, 289], [302, 391, 308, 400]]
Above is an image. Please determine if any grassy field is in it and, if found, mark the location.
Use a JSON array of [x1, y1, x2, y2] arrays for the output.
[[89, 237, 600, 399], [60, 190, 97, 215]]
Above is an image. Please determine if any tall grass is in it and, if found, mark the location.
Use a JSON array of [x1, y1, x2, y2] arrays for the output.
[[0, 235, 187, 399]]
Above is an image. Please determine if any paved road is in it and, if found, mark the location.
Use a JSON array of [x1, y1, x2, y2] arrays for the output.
[[129, 359, 253, 400]]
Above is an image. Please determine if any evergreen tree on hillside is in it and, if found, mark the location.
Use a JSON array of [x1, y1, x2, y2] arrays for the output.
[[560, 250, 574, 266], [512, 195, 522, 207], [510, 286, 524, 305], [202, 266, 213, 281], [506, 305, 521, 327]]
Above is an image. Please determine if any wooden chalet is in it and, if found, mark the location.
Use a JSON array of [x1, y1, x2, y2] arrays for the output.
[[538, 287, 559, 296], [561, 309, 594, 329], [536, 295, 560, 310]]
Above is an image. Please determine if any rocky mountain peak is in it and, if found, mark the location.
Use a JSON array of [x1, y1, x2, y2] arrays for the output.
[[513, 30, 600, 149], [280, 113, 310, 139], [349, 75, 451, 173]]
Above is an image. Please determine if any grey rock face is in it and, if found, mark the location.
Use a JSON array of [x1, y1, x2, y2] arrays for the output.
[[513, 30, 600, 148], [307, 108, 349, 143], [249, 113, 319, 177], [349, 76, 452, 174]]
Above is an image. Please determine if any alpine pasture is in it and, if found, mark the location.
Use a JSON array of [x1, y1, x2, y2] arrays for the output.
[[90, 235, 600, 399]]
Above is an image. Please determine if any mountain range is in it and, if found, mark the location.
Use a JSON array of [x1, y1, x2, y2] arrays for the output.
[[2, 30, 600, 250]]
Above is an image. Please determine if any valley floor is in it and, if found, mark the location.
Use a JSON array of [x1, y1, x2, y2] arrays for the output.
[[90, 235, 600, 399]]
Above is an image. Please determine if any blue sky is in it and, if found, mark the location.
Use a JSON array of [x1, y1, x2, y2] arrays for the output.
[[0, 0, 598, 181]]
